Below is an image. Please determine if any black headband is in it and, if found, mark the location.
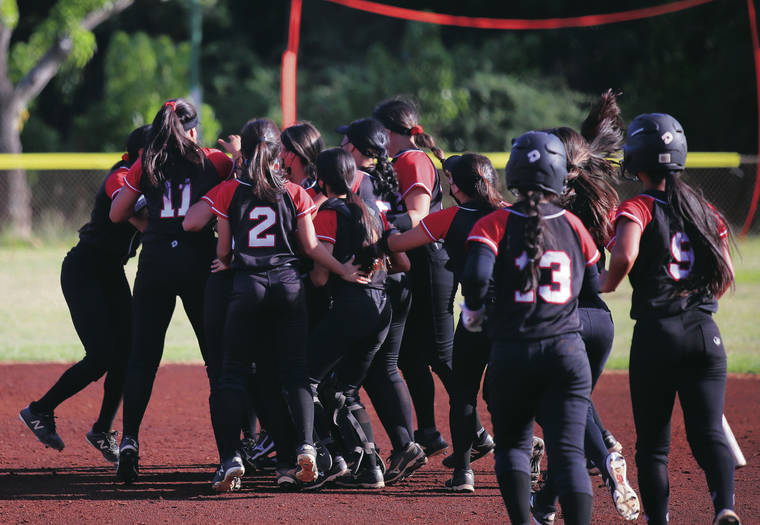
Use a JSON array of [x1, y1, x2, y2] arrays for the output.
[[182, 115, 199, 131]]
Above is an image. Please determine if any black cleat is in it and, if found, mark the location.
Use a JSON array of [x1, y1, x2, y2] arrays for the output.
[[116, 435, 139, 484], [444, 468, 475, 493], [442, 427, 495, 468], [19, 405, 64, 451], [212, 455, 245, 493], [86, 429, 119, 463], [384, 442, 427, 484]]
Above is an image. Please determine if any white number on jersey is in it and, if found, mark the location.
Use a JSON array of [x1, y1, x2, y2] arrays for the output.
[[668, 231, 694, 280], [513, 250, 573, 305], [248, 206, 277, 247], [160, 179, 192, 218]]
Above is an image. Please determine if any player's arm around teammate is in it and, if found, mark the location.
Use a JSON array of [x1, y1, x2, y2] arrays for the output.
[[385, 153, 503, 492], [109, 98, 233, 484], [372, 97, 455, 456], [207, 120, 365, 492], [463, 131, 600, 525], [600, 113, 739, 525]]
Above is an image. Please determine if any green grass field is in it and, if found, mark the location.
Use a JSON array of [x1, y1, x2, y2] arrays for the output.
[[1, 235, 759, 372]]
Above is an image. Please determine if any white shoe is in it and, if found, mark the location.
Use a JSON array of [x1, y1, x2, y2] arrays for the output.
[[605, 452, 640, 521]]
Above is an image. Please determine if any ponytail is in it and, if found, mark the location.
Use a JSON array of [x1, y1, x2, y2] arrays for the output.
[[316, 148, 382, 249], [661, 171, 734, 297], [239, 118, 286, 202], [515, 191, 546, 293], [552, 91, 623, 249], [142, 99, 203, 187], [281, 121, 324, 182], [372, 97, 444, 161]]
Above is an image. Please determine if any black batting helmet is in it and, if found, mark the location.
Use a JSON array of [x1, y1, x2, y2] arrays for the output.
[[505, 131, 568, 195], [623, 113, 687, 176]]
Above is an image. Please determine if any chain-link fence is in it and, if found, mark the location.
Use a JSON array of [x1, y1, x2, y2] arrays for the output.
[[1, 161, 760, 240]]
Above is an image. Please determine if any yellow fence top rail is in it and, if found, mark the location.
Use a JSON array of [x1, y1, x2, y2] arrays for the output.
[[0, 151, 743, 170]]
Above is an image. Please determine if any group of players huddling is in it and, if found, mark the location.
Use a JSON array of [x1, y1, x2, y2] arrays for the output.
[[18, 91, 741, 525]]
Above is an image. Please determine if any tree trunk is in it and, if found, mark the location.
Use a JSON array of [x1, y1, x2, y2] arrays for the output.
[[0, 103, 31, 238]]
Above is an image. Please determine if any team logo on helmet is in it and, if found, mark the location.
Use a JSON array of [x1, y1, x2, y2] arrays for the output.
[[658, 153, 672, 164], [661, 131, 674, 145], [527, 150, 541, 163]]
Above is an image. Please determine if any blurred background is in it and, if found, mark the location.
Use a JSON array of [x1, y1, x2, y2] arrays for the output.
[[0, 0, 757, 238]]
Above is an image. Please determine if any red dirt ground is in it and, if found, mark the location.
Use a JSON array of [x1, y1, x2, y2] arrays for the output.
[[0, 364, 757, 524]]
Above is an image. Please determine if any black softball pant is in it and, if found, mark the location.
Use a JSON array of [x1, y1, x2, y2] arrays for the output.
[[33, 243, 131, 433], [448, 319, 491, 470], [398, 246, 455, 431], [535, 307, 615, 509], [122, 239, 214, 438], [487, 333, 592, 525], [630, 310, 735, 524], [362, 274, 415, 451], [212, 266, 311, 462]]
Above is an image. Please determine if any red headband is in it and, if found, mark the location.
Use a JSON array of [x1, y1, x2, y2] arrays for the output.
[[122, 153, 130, 162], [163, 101, 177, 111], [410, 125, 424, 136]]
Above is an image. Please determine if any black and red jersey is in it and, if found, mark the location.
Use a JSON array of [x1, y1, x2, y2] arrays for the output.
[[420, 202, 496, 282], [206, 178, 316, 272], [392, 149, 444, 218], [78, 161, 140, 262], [609, 190, 728, 319], [124, 148, 232, 243], [467, 202, 600, 340], [314, 197, 390, 290]]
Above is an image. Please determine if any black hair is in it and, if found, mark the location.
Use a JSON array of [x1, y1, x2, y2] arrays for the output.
[[551, 90, 623, 250], [110, 124, 151, 172], [344, 118, 399, 198], [239, 118, 286, 202], [372, 97, 444, 162], [281, 121, 324, 181], [316, 148, 381, 250], [142, 98, 203, 187], [513, 191, 552, 294], [651, 170, 734, 297], [445, 153, 503, 210]]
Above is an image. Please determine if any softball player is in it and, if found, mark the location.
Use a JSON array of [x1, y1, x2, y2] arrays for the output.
[[307, 147, 409, 489], [532, 92, 640, 522], [109, 99, 233, 483], [463, 131, 599, 524], [281, 121, 326, 208], [205, 120, 365, 492], [372, 98, 454, 457], [335, 117, 425, 483], [601, 113, 740, 525], [385, 153, 502, 492], [19, 126, 150, 462]]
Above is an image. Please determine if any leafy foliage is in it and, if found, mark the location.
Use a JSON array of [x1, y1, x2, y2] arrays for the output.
[[68, 31, 220, 151]]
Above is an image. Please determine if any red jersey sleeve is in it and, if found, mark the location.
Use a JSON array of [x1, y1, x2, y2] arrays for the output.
[[285, 181, 317, 218], [313, 209, 338, 244], [466, 209, 510, 255], [420, 206, 458, 242], [207, 179, 239, 219], [394, 150, 436, 199], [123, 155, 144, 194], [105, 167, 129, 199], [614, 195, 654, 232], [202, 148, 234, 180], [564, 211, 602, 266]]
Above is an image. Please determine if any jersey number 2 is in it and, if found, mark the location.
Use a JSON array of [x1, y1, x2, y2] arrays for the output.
[[514, 250, 572, 304], [160, 180, 191, 218], [248, 207, 276, 247]]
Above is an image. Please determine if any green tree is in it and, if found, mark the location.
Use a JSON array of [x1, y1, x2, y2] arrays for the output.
[[72, 31, 221, 151], [0, 0, 132, 237]]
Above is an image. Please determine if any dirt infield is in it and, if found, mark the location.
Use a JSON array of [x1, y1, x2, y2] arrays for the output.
[[1, 364, 757, 524]]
